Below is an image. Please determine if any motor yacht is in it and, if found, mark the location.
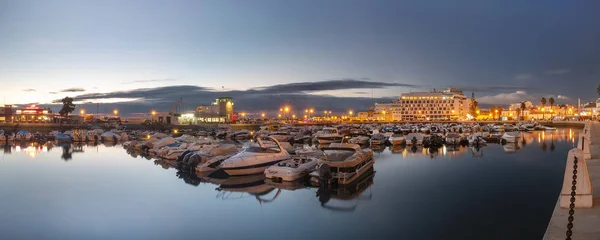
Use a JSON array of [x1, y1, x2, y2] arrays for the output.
[[316, 127, 343, 144], [388, 134, 406, 145], [264, 156, 320, 182], [221, 136, 291, 176], [501, 132, 521, 143]]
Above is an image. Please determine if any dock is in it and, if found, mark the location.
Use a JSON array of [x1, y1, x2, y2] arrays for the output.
[[544, 121, 600, 240]]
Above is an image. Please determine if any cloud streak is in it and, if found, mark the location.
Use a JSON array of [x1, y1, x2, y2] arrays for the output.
[[60, 88, 86, 93], [22, 89, 36, 92], [249, 79, 417, 94]]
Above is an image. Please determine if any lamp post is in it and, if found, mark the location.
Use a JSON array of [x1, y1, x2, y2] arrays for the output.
[[284, 106, 290, 120], [80, 109, 85, 115], [113, 109, 118, 116]]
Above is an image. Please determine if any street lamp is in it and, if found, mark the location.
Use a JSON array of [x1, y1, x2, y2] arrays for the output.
[[80, 109, 85, 115], [261, 113, 265, 118], [113, 109, 118, 115]]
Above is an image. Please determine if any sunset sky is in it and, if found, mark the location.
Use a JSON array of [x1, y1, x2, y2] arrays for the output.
[[1, 0, 599, 114]]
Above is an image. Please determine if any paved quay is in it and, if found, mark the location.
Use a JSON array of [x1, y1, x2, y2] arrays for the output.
[[545, 121, 600, 240]]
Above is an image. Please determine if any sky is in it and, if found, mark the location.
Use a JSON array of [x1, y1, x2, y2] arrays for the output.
[[1, 0, 599, 115]]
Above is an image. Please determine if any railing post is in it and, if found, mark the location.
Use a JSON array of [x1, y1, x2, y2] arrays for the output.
[[560, 148, 593, 209]]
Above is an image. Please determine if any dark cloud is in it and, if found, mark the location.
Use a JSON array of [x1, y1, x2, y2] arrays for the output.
[[22, 89, 36, 92], [124, 78, 178, 84], [249, 79, 416, 94], [58, 85, 213, 104], [60, 88, 86, 92], [54, 80, 410, 115]]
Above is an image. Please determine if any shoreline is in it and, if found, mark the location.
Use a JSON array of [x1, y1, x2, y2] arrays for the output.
[[0, 120, 586, 133]]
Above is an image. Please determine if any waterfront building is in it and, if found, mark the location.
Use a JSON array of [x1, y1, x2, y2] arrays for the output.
[[178, 97, 235, 124], [382, 88, 471, 121], [1, 104, 54, 123], [0, 105, 13, 122]]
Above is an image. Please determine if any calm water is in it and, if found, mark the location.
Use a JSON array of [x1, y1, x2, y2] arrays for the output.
[[0, 129, 579, 240]]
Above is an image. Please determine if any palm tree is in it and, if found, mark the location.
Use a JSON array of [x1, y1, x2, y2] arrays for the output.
[[597, 83, 600, 97], [520, 102, 527, 120], [549, 97, 555, 118], [541, 97, 547, 120], [516, 108, 522, 121]]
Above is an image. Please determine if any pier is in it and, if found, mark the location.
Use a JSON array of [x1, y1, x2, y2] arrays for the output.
[[544, 121, 600, 240]]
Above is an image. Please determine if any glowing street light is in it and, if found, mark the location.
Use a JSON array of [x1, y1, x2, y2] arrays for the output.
[[113, 109, 119, 115], [241, 112, 246, 117], [284, 107, 290, 112], [80, 109, 85, 115], [278, 114, 282, 118], [261, 113, 265, 118], [152, 110, 157, 116], [348, 110, 353, 116], [310, 109, 314, 113], [304, 115, 308, 119], [292, 114, 296, 119]]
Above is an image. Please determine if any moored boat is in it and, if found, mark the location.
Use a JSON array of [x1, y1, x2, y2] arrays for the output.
[[221, 136, 291, 176]]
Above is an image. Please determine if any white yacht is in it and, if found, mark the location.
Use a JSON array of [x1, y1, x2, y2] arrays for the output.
[[501, 132, 521, 143], [445, 133, 462, 145], [264, 156, 319, 182], [221, 137, 291, 176], [316, 127, 343, 144], [310, 143, 374, 185], [388, 134, 406, 145]]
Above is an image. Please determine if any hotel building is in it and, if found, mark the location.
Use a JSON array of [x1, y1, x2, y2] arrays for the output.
[[360, 88, 471, 121]]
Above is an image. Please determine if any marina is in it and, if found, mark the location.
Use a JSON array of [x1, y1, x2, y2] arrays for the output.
[[0, 124, 581, 239]]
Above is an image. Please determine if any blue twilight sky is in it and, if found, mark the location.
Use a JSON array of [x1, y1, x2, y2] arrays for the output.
[[1, 0, 599, 114]]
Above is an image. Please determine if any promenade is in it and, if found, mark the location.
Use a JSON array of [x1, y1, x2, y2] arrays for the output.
[[545, 121, 600, 240]]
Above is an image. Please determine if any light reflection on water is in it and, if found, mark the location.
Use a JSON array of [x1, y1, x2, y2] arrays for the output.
[[0, 128, 580, 240]]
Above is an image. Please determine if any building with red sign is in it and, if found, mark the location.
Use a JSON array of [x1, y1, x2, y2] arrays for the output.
[[0, 104, 54, 123]]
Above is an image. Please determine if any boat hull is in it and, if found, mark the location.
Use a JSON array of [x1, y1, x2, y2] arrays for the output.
[[222, 158, 288, 176]]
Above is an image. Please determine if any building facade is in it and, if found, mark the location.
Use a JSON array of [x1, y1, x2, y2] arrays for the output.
[[388, 88, 471, 121], [178, 97, 235, 124], [1, 104, 54, 123]]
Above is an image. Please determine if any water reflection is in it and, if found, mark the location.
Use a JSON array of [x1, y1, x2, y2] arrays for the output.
[[316, 168, 374, 212], [0, 128, 582, 240]]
